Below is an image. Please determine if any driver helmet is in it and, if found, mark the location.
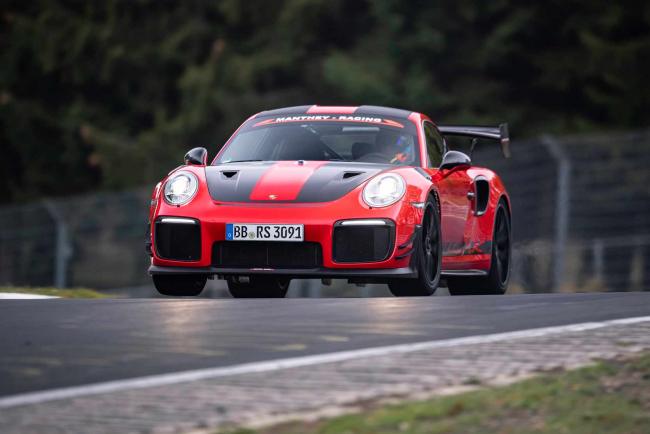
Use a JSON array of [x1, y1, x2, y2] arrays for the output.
[[376, 130, 412, 163]]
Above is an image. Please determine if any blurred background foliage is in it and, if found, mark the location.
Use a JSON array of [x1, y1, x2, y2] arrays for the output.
[[1, 0, 649, 203]]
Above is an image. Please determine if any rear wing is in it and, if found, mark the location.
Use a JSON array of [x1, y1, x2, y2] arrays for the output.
[[438, 123, 510, 158]]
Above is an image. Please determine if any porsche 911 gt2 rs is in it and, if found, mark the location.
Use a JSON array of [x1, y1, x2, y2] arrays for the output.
[[146, 105, 512, 298]]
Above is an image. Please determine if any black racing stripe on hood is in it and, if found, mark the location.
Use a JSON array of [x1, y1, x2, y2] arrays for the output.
[[295, 162, 390, 202], [205, 162, 274, 202], [205, 162, 392, 203]]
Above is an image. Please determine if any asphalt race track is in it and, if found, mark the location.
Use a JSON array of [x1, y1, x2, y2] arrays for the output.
[[1, 292, 650, 398]]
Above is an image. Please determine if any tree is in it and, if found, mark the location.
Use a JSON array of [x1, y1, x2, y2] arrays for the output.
[[1, 0, 648, 203]]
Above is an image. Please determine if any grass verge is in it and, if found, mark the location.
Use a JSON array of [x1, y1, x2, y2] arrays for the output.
[[225, 353, 650, 434], [0, 286, 110, 298]]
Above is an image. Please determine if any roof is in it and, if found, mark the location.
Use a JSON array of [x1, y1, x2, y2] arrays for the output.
[[256, 105, 414, 119]]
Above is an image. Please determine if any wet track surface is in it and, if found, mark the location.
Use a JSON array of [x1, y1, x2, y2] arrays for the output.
[[1, 292, 650, 397]]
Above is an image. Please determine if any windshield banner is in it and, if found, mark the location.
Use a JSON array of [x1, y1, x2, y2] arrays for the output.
[[254, 116, 404, 128]]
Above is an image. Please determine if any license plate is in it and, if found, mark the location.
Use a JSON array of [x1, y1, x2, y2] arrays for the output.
[[226, 223, 304, 242]]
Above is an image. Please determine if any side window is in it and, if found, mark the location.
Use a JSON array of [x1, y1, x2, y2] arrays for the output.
[[423, 122, 445, 168]]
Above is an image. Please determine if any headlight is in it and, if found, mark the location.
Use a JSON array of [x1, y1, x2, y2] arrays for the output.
[[163, 171, 198, 205], [362, 173, 406, 207]]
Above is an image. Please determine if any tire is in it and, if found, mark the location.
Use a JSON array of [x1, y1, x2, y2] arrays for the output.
[[153, 274, 207, 296], [447, 200, 511, 295], [388, 196, 442, 296], [227, 276, 290, 298]]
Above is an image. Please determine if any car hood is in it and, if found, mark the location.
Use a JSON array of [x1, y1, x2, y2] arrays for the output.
[[205, 161, 391, 203]]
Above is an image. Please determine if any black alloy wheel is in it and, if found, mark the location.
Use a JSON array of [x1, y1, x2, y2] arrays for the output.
[[388, 196, 441, 296], [447, 200, 511, 295], [153, 274, 207, 296], [493, 205, 511, 286]]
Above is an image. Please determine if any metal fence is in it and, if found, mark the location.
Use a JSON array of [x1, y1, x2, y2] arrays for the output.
[[1, 129, 648, 295], [0, 190, 151, 290], [473, 129, 650, 293]]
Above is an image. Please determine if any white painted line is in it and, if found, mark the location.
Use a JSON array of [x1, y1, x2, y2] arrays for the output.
[[0, 293, 60, 300], [1, 315, 649, 409]]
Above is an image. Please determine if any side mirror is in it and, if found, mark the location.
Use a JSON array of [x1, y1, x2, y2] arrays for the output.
[[439, 150, 471, 170], [184, 147, 208, 165]]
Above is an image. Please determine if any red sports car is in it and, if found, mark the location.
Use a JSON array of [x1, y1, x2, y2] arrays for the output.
[[146, 105, 511, 298]]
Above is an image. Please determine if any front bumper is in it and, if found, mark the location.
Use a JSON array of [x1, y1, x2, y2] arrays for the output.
[[149, 196, 423, 276]]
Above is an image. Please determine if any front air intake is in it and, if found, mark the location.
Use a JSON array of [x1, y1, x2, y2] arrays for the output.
[[213, 241, 322, 269], [333, 220, 395, 263], [154, 218, 201, 261]]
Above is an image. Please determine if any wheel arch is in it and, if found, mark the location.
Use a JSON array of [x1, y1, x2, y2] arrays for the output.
[[498, 193, 511, 217], [426, 186, 441, 218], [491, 193, 511, 242]]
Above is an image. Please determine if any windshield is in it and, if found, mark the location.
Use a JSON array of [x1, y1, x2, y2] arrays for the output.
[[216, 115, 420, 166]]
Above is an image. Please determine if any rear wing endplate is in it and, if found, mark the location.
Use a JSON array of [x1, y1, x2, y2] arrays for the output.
[[438, 123, 510, 158]]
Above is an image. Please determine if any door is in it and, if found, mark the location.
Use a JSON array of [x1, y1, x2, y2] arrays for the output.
[[423, 121, 472, 256]]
